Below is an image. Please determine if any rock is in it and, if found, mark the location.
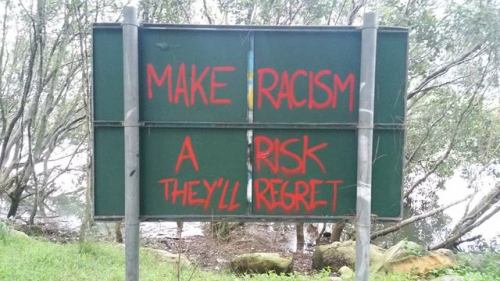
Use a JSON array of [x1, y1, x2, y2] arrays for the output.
[[10, 229, 30, 240], [312, 240, 385, 272], [430, 275, 465, 281], [216, 258, 228, 264], [380, 253, 456, 274], [384, 240, 427, 262], [330, 277, 342, 281], [432, 248, 455, 259], [145, 248, 191, 266], [230, 252, 292, 274], [338, 266, 354, 280], [377, 241, 456, 274]]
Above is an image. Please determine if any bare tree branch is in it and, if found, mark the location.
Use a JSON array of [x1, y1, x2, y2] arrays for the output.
[[404, 91, 476, 199], [405, 110, 448, 165], [347, 0, 365, 25], [371, 194, 472, 240], [202, 0, 213, 24], [407, 44, 482, 101]]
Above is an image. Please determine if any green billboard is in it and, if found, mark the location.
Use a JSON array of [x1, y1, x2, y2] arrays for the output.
[[93, 24, 407, 221]]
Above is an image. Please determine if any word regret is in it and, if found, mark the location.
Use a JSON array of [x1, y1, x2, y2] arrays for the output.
[[157, 134, 346, 214], [145, 63, 357, 111], [253, 178, 343, 213]]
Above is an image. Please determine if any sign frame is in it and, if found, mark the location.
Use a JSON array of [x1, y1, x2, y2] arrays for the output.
[[91, 23, 408, 222]]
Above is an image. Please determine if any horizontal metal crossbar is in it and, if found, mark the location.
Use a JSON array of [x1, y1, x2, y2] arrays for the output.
[[94, 214, 402, 222], [93, 120, 405, 130], [93, 23, 407, 33]]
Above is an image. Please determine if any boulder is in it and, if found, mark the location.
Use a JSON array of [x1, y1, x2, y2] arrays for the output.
[[10, 229, 30, 240], [145, 248, 191, 266], [380, 253, 456, 274], [378, 241, 456, 274], [432, 248, 456, 260], [338, 266, 354, 280], [312, 240, 385, 271], [384, 240, 427, 262], [312, 239, 456, 275], [230, 252, 292, 274]]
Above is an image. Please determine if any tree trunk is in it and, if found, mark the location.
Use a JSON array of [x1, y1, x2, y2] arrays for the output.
[[176, 220, 183, 237], [332, 221, 346, 242], [315, 223, 327, 245], [7, 187, 24, 218], [115, 221, 123, 243], [296, 223, 304, 251], [28, 186, 39, 225]]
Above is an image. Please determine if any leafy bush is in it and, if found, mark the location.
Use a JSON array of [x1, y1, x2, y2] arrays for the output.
[[426, 252, 500, 281]]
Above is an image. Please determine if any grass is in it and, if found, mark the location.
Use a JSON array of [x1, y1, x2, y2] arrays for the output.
[[0, 228, 333, 281], [0, 221, 8, 244], [0, 226, 498, 281]]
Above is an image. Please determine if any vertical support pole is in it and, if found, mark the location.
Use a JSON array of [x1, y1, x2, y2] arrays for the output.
[[355, 12, 377, 281], [246, 33, 254, 211], [123, 6, 140, 281]]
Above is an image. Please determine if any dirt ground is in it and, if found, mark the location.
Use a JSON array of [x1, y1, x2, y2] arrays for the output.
[[142, 223, 318, 273]]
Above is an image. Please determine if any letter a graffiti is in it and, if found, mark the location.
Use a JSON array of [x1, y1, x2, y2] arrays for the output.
[[175, 136, 200, 173]]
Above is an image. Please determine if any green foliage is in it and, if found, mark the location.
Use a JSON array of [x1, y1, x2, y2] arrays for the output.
[[367, 273, 417, 281], [457, 252, 500, 277], [424, 252, 500, 281]]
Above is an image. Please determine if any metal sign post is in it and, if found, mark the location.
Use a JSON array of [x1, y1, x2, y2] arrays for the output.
[[355, 12, 378, 281], [123, 6, 140, 281]]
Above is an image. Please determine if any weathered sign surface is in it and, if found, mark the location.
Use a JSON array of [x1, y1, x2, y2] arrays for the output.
[[92, 25, 407, 220]]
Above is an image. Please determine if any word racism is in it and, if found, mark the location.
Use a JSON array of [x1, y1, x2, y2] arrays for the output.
[[146, 63, 356, 110], [158, 135, 344, 214]]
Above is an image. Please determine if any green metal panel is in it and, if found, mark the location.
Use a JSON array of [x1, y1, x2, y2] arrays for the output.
[[253, 30, 407, 125], [374, 31, 407, 124], [139, 29, 249, 122], [250, 29, 407, 219], [253, 31, 360, 123], [372, 129, 405, 218], [252, 130, 357, 216], [93, 27, 123, 121], [140, 128, 248, 217], [92, 25, 407, 221], [93, 127, 124, 216], [93, 26, 125, 217], [251, 129, 403, 218]]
